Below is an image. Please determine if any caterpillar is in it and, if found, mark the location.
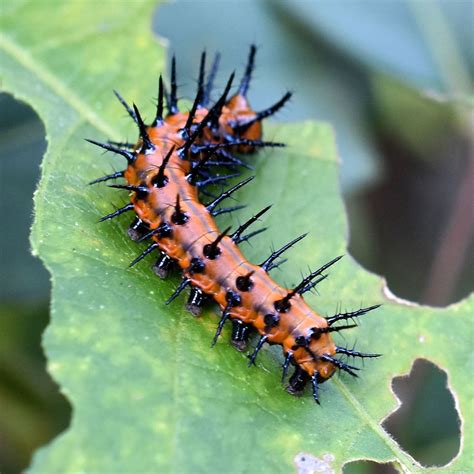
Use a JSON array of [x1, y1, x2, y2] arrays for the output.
[[88, 46, 381, 404]]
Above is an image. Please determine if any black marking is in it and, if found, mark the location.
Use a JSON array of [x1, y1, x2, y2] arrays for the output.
[[260, 233, 307, 271], [239, 44, 256, 96], [99, 203, 134, 222], [203, 226, 230, 259], [166, 278, 190, 305], [231, 205, 271, 243], [247, 335, 268, 367], [206, 176, 254, 213], [132, 103, 155, 153], [129, 242, 158, 268], [152, 146, 175, 188], [235, 271, 254, 292], [85, 139, 135, 163], [326, 304, 381, 326], [89, 170, 125, 185]]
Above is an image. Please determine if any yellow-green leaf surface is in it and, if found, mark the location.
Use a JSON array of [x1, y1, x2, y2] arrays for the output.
[[1, 1, 471, 472]]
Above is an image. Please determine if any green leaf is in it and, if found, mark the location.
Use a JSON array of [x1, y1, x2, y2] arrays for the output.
[[1, 1, 471, 472]]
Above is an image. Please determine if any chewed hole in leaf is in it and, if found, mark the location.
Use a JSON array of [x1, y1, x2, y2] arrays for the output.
[[294, 452, 335, 474], [343, 460, 397, 474], [382, 358, 461, 467], [0, 94, 72, 473]]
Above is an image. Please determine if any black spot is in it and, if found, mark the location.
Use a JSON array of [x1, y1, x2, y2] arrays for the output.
[[235, 272, 254, 292], [189, 257, 205, 274], [157, 222, 172, 238], [274, 298, 291, 313], [171, 194, 189, 225], [294, 335, 308, 347], [203, 242, 221, 259], [171, 210, 189, 225], [226, 290, 241, 307], [263, 313, 280, 328]]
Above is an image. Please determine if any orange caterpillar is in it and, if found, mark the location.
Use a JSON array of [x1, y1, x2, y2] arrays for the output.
[[88, 47, 380, 404]]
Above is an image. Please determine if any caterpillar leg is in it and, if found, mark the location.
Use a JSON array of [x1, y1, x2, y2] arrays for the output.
[[152, 253, 173, 279], [286, 366, 310, 396], [127, 217, 149, 241], [230, 319, 251, 351], [186, 287, 206, 317]]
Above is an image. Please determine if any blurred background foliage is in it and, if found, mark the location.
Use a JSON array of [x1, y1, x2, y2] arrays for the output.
[[0, 0, 472, 472]]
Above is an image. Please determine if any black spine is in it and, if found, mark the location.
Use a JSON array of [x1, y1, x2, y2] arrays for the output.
[[234, 91, 292, 133], [239, 44, 256, 96], [179, 72, 235, 158], [89, 170, 124, 185], [260, 234, 307, 271], [326, 304, 381, 326], [231, 205, 271, 242], [85, 139, 135, 163], [167, 55, 178, 115], [152, 75, 165, 127], [152, 146, 175, 188], [99, 203, 134, 222], [166, 278, 190, 305], [206, 176, 254, 213], [203, 227, 231, 260], [203, 52, 220, 106], [132, 104, 155, 153], [113, 89, 138, 124], [129, 243, 158, 268], [247, 335, 268, 367]]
